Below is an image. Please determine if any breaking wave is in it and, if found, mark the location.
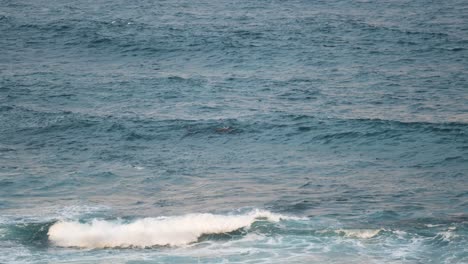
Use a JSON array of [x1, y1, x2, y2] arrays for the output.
[[48, 210, 295, 248], [335, 229, 382, 239]]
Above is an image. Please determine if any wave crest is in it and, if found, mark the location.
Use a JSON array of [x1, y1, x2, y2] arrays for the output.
[[48, 210, 292, 248], [335, 229, 382, 239]]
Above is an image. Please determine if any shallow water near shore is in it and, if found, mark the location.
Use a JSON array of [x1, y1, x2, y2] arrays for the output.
[[1, 0, 468, 263]]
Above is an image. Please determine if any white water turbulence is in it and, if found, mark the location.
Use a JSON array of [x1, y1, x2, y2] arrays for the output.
[[335, 229, 383, 239], [48, 210, 293, 248]]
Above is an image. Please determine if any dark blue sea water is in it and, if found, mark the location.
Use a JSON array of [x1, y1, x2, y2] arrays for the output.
[[1, 0, 468, 263]]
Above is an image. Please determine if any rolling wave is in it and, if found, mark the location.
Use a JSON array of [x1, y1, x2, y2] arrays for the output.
[[48, 210, 295, 248]]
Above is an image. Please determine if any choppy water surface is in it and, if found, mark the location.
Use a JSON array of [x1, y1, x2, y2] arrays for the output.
[[1, 0, 467, 263]]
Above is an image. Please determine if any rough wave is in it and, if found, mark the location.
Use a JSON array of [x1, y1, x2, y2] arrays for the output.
[[335, 229, 382, 239], [48, 210, 293, 248]]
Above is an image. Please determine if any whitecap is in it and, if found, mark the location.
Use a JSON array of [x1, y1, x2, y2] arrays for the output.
[[48, 209, 294, 248], [335, 229, 382, 239]]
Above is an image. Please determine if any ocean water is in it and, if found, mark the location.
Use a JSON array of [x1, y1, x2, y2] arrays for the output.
[[1, 0, 468, 263]]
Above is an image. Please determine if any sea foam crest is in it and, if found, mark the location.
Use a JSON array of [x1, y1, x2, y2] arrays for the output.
[[48, 209, 293, 248], [335, 229, 382, 239]]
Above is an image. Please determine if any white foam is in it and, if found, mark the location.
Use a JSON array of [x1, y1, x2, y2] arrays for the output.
[[437, 230, 458, 242], [48, 209, 292, 248], [335, 229, 382, 239], [425, 224, 442, 228], [391, 229, 408, 239]]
